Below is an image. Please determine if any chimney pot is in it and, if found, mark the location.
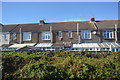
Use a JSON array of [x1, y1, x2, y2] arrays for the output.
[[90, 18, 95, 22], [39, 20, 45, 25]]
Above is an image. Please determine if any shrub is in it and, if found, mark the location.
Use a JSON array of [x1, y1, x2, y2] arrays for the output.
[[2, 51, 120, 79]]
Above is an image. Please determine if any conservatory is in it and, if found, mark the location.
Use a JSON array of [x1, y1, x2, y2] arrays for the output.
[[72, 42, 120, 52]]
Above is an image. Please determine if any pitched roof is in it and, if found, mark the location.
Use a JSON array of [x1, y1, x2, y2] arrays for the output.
[[10, 21, 96, 32], [95, 20, 120, 29], [39, 21, 96, 31], [2, 24, 18, 32], [3, 20, 120, 32], [11, 23, 40, 32]]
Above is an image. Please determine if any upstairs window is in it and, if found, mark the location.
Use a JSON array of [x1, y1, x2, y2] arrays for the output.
[[23, 32, 31, 41], [82, 30, 91, 39], [42, 32, 50, 40], [13, 33, 16, 40], [58, 31, 62, 38], [68, 31, 72, 38], [104, 30, 113, 39]]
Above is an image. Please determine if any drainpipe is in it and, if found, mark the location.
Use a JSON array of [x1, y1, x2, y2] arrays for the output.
[[37, 32, 40, 43], [50, 26, 53, 43], [115, 24, 118, 43], [0, 24, 3, 51], [109, 43, 112, 52], [20, 28, 22, 44], [99, 30, 102, 43], [77, 23, 80, 43]]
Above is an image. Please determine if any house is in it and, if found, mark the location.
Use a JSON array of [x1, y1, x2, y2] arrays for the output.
[[1, 18, 120, 52], [0, 24, 19, 51]]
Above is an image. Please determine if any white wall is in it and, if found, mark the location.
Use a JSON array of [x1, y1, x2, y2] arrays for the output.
[[0, 32, 10, 46]]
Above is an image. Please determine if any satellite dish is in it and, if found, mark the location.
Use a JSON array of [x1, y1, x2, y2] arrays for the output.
[[92, 31, 97, 34]]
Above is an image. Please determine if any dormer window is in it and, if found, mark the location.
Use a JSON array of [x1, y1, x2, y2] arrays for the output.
[[104, 30, 113, 39], [82, 30, 91, 39]]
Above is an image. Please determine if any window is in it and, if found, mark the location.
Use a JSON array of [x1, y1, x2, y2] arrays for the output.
[[42, 32, 50, 40], [58, 31, 62, 38], [104, 30, 113, 39], [3, 33, 8, 41], [82, 30, 91, 39], [23, 32, 31, 41], [68, 31, 72, 38], [13, 33, 16, 40]]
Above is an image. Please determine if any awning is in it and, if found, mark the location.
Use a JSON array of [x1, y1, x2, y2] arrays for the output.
[[73, 43, 99, 48], [18, 46, 40, 51], [35, 43, 52, 47], [98, 42, 120, 48], [9, 43, 36, 48], [73, 42, 120, 48]]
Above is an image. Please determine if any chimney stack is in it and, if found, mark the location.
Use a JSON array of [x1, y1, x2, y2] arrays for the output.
[[39, 20, 45, 25], [90, 18, 95, 22]]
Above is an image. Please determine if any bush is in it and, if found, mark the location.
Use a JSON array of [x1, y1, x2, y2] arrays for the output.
[[2, 51, 120, 79], [13, 63, 67, 79]]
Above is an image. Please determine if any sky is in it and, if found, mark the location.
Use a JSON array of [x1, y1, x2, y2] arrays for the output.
[[2, 2, 118, 24]]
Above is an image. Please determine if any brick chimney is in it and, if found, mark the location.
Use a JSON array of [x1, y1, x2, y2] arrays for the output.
[[90, 18, 95, 22], [39, 20, 45, 25]]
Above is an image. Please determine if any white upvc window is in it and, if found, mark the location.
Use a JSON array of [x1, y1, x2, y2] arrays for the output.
[[3, 33, 8, 41], [58, 31, 62, 38], [42, 32, 50, 40], [82, 30, 91, 39], [23, 32, 31, 41], [104, 30, 113, 39], [13, 33, 16, 40], [68, 31, 72, 38]]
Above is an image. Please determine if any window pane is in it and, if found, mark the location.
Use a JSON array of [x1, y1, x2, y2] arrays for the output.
[[82, 34, 84, 39], [23, 32, 31, 41], [68, 31, 72, 38], [82, 30, 90, 39], [3, 33, 8, 40], [85, 34, 87, 38], [58, 31, 62, 38], [107, 33, 109, 38], [42, 32, 50, 40], [104, 30, 113, 39], [88, 34, 90, 38], [110, 33, 112, 38], [13, 33, 16, 40]]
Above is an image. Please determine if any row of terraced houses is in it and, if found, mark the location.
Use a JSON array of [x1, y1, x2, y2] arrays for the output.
[[0, 18, 120, 52]]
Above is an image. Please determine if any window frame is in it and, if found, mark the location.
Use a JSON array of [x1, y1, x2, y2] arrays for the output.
[[58, 31, 62, 38], [13, 33, 17, 40], [81, 30, 91, 39], [3, 33, 8, 41], [23, 32, 31, 41], [103, 30, 114, 39], [42, 32, 51, 40], [68, 31, 72, 38]]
